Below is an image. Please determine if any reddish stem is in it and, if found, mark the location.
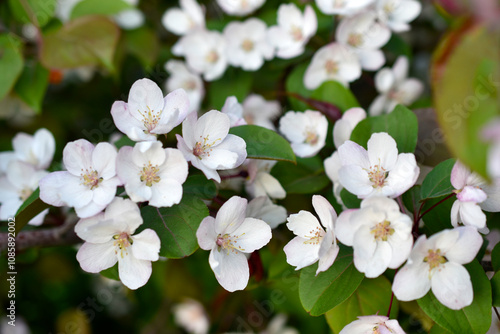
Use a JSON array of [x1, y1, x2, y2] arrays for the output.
[[417, 193, 456, 222]]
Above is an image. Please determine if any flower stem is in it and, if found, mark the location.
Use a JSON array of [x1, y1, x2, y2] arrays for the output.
[[494, 307, 500, 322], [417, 193, 456, 222], [220, 170, 249, 180], [386, 292, 395, 318]]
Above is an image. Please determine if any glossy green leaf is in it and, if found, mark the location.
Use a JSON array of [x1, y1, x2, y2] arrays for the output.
[[350, 104, 418, 153], [70, 0, 132, 19], [208, 68, 252, 109], [14, 61, 49, 113], [492, 242, 500, 272], [420, 194, 455, 235], [340, 188, 361, 209], [14, 188, 50, 234], [182, 175, 217, 200], [271, 156, 329, 194], [311, 81, 360, 113], [299, 246, 364, 316], [41, 16, 120, 72], [286, 62, 310, 111], [229, 125, 296, 163], [0, 34, 24, 101], [100, 264, 119, 281], [418, 261, 492, 334], [402, 185, 422, 216], [139, 194, 208, 259], [326, 276, 399, 334], [491, 271, 500, 307], [113, 135, 135, 149], [421, 158, 456, 200], [8, 0, 56, 27]]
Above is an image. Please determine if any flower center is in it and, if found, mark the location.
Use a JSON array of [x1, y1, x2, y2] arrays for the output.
[[206, 50, 219, 63], [216, 233, 245, 253], [291, 26, 303, 41], [184, 80, 197, 90], [371, 220, 394, 241], [424, 249, 447, 271], [348, 33, 363, 48], [81, 169, 102, 190], [384, 2, 396, 14], [303, 226, 325, 245], [193, 135, 221, 160], [140, 162, 161, 187], [138, 105, 161, 134], [241, 39, 254, 52], [367, 164, 388, 188], [113, 232, 134, 258], [325, 60, 339, 75], [304, 129, 319, 145]]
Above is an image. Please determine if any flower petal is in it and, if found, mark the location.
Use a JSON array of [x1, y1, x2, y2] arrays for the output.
[[367, 133, 398, 171], [231, 217, 272, 253], [431, 262, 473, 310], [392, 261, 431, 301], [286, 210, 322, 238], [209, 248, 249, 292], [131, 229, 161, 261], [118, 253, 152, 290], [197, 217, 217, 251], [76, 241, 117, 273], [284, 236, 320, 270], [215, 196, 247, 234]]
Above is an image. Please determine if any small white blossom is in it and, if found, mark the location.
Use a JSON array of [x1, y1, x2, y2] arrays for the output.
[[392, 226, 483, 310], [221, 96, 247, 127], [247, 196, 287, 229], [116, 141, 188, 207], [268, 4, 317, 59], [369, 56, 424, 115], [284, 195, 339, 275], [245, 159, 286, 200], [75, 197, 161, 290], [315, 0, 375, 16], [216, 0, 265, 16], [279, 110, 328, 158], [173, 299, 210, 334], [376, 0, 422, 32], [111, 78, 190, 141], [242, 94, 281, 130], [113, 0, 144, 30], [324, 151, 344, 206], [339, 315, 405, 334], [336, 197, 413, 277], [196, 196, 272, 291], [39, 139, 121, 218], [333, 107, 367, 149], [176, 110, 247, 183], [162, 0, 205, 36], [2, 128, 55, 170], [165, 60, 205, 113], [338, 132, 419, 198]]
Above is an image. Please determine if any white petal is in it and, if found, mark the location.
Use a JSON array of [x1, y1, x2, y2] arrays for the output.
[[355, 240, 392, 278], [375, 67, 395, 93], [118, 253, 152, 290], [105, 197, 143, 233], [149, 178, 184, 207], [284, 236, 320, 270], [195, 110, 230, 145], [92, 142, 118, 180], [249, 172, 286, 199], [76, 241, 117, 273], [153, 88, 190, 135], [431, 262, 473, 310], [111, 101, 150, 141], [231, 217, 272, 253], [209, 248, 249, 292], [392, 261, 431, 301], [384, 153, 420, 197], [63, 139, 94, 175], [286, 210, 323, 238], [338, 140, 370, 168], [312, 194, 337, 231], [197, 217, 217, 251], [128, 78, 165, 124], [335, 209, 358, 246], [358, 49, 385, 71], [456, 201, 487, 229], [457, 185, 487, 202], [75, 213, 116, 243], [338, 165, 373, 198], [316, 243, 339, 275], [369, 94, 389, 116], [131, 229, 161, 261], [162, 9, 192, 35], [215, 196, 247, 234], [445, 226, 483, 264], [367, 133, 398, 170]]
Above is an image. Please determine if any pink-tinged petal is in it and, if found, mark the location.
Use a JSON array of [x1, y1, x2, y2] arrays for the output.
[[176, 134, 194, 162], [335, 209, 358, 246], [131, 229, 161, 261], [317, 243, 339, 275], [118, 253, 152, 290], [75, 213, 116, 243], [215, 196, 247, 235], [451, 160, 470, 190], [92, 142, 118, 180], [191, 156, 221, 182], [153, 88, 190, 135], [431, 262, 473, 310], [367, 133, 398, 170], [445, 226, 483, 264], [384, 153, 420, 197], [312, 195, 337, 231], [385, 319, 406, 334], [231, 217, 272, 253], [63, 139, 94, 175], [76, 241, 117, 273], [456, 201, 487, 229], [286, 210, 323, 238], [284, 236, 321, 270], [355, 240, 392, 278], [338, 140, 370, 168], [392, 261, 431, 301], [340, 320, 384, 334], [375, 68, 395, 93], [338, 165, 373, 198], [197, 217, 217, 251], [209, 248, 249, 292], [195, 110, 230, 145], [457, 185, 487, 202], [57, 173, 93, 208], [111, 101, 149, 141], [149, 178, 183, 207]]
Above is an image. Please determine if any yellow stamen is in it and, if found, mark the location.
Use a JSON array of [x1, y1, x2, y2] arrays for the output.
[[424, 249, 447, 271], [303, 226, 325, 245], [113, 232, 134, 258], [193, 135, 222, 160], [325, 60, 339, 75], [216, 233, 245, 254], [139, 162, 161, 187], [241, 39, 254, 52], [81, 169, 102, 190], [371, 220, 394, 241]]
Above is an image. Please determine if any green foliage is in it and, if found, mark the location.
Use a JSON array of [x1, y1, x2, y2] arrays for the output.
[[14, 188, 50, 234], [492, 242, 500, 272], [123, 27, 160, 69], [208, 68, 253, 108], [421, 158, 456, 200], [420, 194, 455, 235], [100, 263, 119, 281], [491, 271, 500, 307], [271, 156, 329, 194], [14, 61, 49, 113], [0, 34, 24, 101], [350, 104, 418, 153], [310, 81, 360, 113], [70, 0, 132, 19], [286, 62, 310, 111], [340, 188, 361, 209], [418, 261, 492, 334], [8, 0, 56, 27]]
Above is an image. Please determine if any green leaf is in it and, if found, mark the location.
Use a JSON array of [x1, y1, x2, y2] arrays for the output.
[[182, 175, 217, 200], [383, 33, 412, 59], [418, 261, 492, 334], [40, 16, 120, 72], [419, 194, 455, 235], [310, 81, 360, 113], [100, 264, 119, 281], [14, 188, 50, 234], [139, 194, 208, 259], [70, 0, 132, 19], [402, 185, 422, 215], [325, 276, 399, 334], [8, 0, 56, 27], [421, 159, 456, 200], [13, 61, 49, 113], [350, 104, 418, 153], [299, 246, 364, 316], [271, 156, 329, 194], [492, 242, 500, 272], [0, 34, 24, 101], [113, 135, 135, 149], [208, 68, 252, 109], [491, 271, 500, 307], [124, 27, 159, 69], [286, 62, 310, 111], [229, 125, 296, 163], [340, 188, 361, 209]]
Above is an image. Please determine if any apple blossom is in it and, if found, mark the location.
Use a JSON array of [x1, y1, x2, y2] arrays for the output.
[[111, 78, 190, 141], [267, 4, 317, 59], [176, 110, 247, 183], [75, 197, 161, 290], [245, 159, 286, 200], [246, 196, 287, 229], [113, 0, 144, 30], [216, 0, 265, 16], [173, 299, 210, 334], [6, 128, 55, 170], [242, 94, 281, 130], [116, 141, 188, 207], [165, 60, 205, 113], [337, 132, 419, 199], [324, 151, 344, 206], [162, 0, 205, 36], [369, 56, 424, 115], [279, 110, 328, 158], [172, 30, 228, 81], [376, 0, 422, 32], [284, 195, 339, 275], [221, 96, 247, 127], [196, 196, 272, 291], [392, 226, 483, 310], [223, 18, 274, 71], [336, 196, 413, 277], [339, 315, 405, 334], [304, 43, 362, 89], [315, 0, 375, 16], [333, 107, 367, 149], [39, 139, 121, 218]]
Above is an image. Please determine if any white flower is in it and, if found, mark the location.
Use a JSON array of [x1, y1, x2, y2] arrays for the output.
[[336, 11, 391, 71], [267, 4, 317, 59], [5, 128, 55, 170], [324, 151, 344, 206], [114, 0, 144, 30], [339, 315, 405, 334], [333, 107, 367, 149], [242, 94, 281, 130], [223, 18, 274, 71], [173, 299, 210, 334], [369, 56, 424, 116], [75, 197, 160, 290], [111, 78, 190, 141], [39, 139, 121, 218], [221, 96, 247, 127], [392, 226, 483, 310], [315, 0, 375, 16], [162, 0, 205, 36], [338, 132, 419, 198], [116, 141, 188, 207], [172, 30, 228, 81], [376, 0, 422, 32], [247, 196, 287, 229], [450, 160, 500, 231], [216, 0, 265, 16], [245, 159, 286, 199], [196, 196, 272, 292], [176, 110, 247, 183], [279, 110, 328, 158], [165, 60, 205, 113], [261, 314, 299, 334], [284, 195, 339, 275], [0, 161, 48, 225], [336, 196, 413, 277], [304, 43, 362, 90]]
